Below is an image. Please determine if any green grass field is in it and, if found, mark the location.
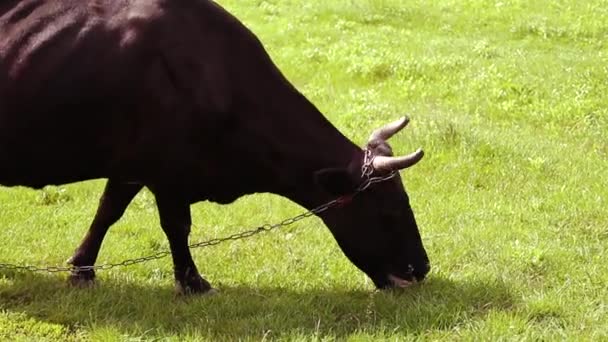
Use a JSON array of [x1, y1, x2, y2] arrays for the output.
[[1, 0, 607, 340]]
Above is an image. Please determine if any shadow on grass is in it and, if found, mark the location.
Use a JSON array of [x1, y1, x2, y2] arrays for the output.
[[0, 271, 516, 339]]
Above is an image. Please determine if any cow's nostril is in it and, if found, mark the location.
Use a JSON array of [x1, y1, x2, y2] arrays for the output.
[[414, 262, 430, 281]]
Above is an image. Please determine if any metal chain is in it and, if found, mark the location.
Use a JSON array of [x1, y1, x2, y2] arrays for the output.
[[0, 150, 397, 274], [361, 148, 375, 179]]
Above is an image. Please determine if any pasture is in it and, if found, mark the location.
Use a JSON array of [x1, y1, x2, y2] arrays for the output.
[[1, 0, 607, 340]]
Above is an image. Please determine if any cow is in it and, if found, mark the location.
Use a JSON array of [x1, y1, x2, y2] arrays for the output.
[[0, 0, 430, 294]]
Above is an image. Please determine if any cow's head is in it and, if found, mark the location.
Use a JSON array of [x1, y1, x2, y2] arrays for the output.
[[315, 117, 429, 289]]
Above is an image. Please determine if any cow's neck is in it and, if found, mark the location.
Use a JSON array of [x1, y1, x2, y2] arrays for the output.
[[233, 87, 362, 208]]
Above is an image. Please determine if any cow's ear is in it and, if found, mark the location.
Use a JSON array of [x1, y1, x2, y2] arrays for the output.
[[314, 168, 358, 196]]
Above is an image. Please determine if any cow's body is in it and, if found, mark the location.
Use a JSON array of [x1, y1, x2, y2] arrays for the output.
[[1, 0, 353, 199], [0, 0, 429, 293]]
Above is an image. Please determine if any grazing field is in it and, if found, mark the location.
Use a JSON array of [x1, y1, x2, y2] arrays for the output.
[[1, 0, 607, 340]]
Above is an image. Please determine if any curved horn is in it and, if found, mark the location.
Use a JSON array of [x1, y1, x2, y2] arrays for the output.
[[368, 116, 410, 142], [372, 148, 424, 172]]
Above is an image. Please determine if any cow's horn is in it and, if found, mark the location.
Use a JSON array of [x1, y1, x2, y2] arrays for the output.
[[369, 116, 410, 142], [372, 148, 424, 171]]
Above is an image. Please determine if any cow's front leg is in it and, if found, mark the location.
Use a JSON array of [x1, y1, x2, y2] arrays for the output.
[[154, 193, 213, 295], [67, 180, 143, 286]]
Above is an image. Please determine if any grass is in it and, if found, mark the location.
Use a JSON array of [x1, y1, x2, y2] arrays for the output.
[[1, 0, 607, 340]]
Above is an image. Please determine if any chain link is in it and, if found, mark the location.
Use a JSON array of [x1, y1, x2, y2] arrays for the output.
[[361, 148, 375, 179], [0, 149, 397, 274]]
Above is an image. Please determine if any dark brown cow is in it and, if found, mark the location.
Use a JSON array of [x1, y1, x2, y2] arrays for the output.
[[0, 0, 429, 294]]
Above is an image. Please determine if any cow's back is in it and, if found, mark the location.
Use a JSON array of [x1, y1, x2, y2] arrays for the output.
[[0, 0, 166, 187]]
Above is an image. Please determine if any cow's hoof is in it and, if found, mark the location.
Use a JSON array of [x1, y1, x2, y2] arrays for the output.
[[67, 271, 96, 288], [175, 275, 215, 295]]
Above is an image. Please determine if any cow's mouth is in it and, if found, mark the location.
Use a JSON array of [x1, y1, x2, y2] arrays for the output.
[[373, 272, 418, 289], [388, 273, 417, 288]]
